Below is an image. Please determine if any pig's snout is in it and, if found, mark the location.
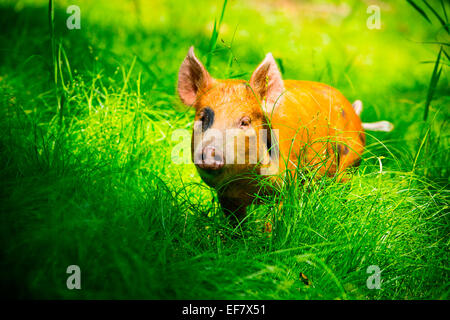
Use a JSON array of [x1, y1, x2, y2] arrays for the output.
[[197, 146, 224, 171]]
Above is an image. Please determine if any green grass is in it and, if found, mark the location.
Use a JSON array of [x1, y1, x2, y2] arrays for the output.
[[0, 0, 449, 299]]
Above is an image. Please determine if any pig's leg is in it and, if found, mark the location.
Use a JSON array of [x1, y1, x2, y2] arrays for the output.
[[218, 196, 247, 223]]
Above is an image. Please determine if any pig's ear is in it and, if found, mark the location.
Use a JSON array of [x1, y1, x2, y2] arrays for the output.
[[249, 53, 284, 113], [177, 46, 213, 106]]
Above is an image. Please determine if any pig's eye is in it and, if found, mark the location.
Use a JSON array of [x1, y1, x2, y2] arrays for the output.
[[239, 117, 251, 129], [199, 107, 214, 131]]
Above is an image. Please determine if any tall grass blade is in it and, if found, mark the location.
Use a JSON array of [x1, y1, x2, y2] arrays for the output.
[[48, 0, 56, 85], [407, 0, 432, 23], [48, 0, 63, 124], [440, 0, 448, 23], [206, 0, 228, 68], [424, 46, 443, 121], [422, 0, 449, 33]]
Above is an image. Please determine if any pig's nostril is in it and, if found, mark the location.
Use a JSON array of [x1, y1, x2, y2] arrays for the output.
[[199, 146, 224, 171]]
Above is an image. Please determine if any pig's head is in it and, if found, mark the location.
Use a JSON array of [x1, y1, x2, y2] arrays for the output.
[[177, 47, 283, 188]]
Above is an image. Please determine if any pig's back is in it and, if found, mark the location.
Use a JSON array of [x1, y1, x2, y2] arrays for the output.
[[271, 80, 365, 176]]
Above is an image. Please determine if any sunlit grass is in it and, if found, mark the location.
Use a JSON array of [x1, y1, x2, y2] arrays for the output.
[[0, 0, 448, 299]]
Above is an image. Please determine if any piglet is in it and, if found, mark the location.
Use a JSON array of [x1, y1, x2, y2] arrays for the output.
[[177, 47, 392, 222]]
